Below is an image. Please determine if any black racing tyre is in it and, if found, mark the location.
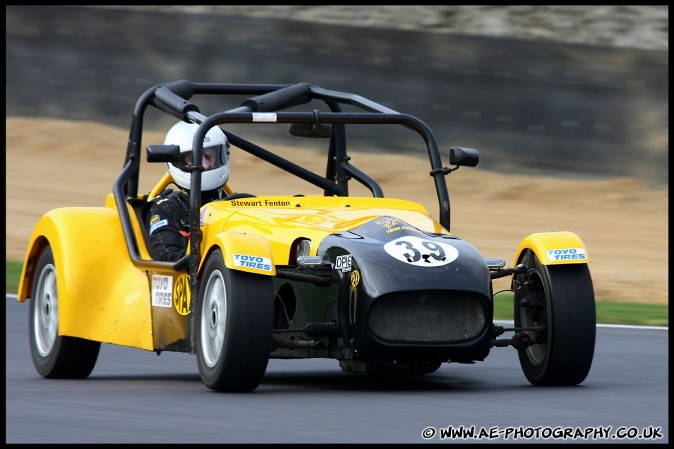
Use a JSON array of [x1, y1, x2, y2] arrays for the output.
[[513, 250, 596, 386], [196, 249, 274, 392], [29, 245, 100, 379]]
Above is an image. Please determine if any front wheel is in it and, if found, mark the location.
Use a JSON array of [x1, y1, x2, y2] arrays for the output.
[[513, 250, 595, 386], [195, 249, 274, 392], [29, 244, 100, 379]]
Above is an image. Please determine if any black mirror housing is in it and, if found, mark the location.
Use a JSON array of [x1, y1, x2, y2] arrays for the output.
[[146, 144, 181, 163], [449, 146, 479, 167]]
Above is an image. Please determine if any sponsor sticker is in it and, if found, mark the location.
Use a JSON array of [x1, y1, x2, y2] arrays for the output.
[[546, 248, 586, 261], [151, 275, 173, 307], [383, 236, 459, 267], [375, 217, 400, 230], [374, 217, 416, 234], [233, 254, 272, 271], [252, 113, 277, 122], [173, 273, 191, 316], [351, 270, 360, 287], [335, 254, 352, 272], [149, 218, 168, 235]]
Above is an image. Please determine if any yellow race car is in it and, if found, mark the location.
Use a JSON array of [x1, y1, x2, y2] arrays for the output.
[[17, 81, 596, 392]]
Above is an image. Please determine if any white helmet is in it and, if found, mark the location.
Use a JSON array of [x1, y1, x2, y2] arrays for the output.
[[165, 121, 230, 191]]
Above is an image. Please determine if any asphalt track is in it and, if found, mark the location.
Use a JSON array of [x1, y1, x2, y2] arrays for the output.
[[5, 296, 669, 444], [5, 5, 668, 188]]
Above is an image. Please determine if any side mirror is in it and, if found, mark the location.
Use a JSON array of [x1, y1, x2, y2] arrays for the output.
[[449, 147, 479, 167], [146, 144, 181, 163]]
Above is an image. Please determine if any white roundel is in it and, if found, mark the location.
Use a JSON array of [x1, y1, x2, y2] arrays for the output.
[[383, 236, 459, 267]]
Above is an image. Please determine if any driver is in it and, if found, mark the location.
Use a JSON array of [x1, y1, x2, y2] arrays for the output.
[[146, 121, 230, 261]]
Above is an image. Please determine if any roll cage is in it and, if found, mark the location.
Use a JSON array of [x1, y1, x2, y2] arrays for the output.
[[113, 81, 476, 300]]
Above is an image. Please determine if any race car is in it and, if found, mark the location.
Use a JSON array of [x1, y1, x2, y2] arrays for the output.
[[17, 81, 596, 392]]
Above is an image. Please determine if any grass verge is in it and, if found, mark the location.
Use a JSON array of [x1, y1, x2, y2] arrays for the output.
[[493, 292, 667, 327]]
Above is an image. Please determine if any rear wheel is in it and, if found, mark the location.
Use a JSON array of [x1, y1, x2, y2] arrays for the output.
[[513, 250, 595, 386], [29, 245, 100, 379], [196, 249, 274, 392]]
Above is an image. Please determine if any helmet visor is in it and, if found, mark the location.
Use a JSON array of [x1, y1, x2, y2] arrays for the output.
[[179, 144, 228, 171]]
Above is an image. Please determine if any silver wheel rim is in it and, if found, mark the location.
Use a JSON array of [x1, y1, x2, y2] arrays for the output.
[[200, 270, 227, 368], [33, 263, 58, 357]]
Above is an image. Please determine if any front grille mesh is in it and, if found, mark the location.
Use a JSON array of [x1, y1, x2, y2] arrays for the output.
[[368, 291, 486, 343]]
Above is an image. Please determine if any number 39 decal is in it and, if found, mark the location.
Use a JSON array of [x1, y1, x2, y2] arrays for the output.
[[383, 236, 459, 267]]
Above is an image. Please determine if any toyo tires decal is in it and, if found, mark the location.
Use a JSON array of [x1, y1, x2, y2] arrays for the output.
[[383, 236, 459, 267], [151, 275, 173, 307], [151, 274, 192, 315], [546, 248, 587, 262], [233, 254, 272, 271]]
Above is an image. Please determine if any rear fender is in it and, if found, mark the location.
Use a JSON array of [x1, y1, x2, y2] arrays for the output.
[[205, 231, 276, 276], [18, 207, 119, 302], [17, 207, 154, 350], [514, 231, 590, 266]]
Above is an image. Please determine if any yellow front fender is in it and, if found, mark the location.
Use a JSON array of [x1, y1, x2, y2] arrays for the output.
[[205, 231, 276, 276], [514, 231, 590, 266]]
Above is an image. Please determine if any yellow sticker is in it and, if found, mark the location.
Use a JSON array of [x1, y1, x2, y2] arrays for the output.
[[350, 270, 360, 287], [173, 274, 192, 316], [150, 214, 160, 225], [375, 217, 399, 230]]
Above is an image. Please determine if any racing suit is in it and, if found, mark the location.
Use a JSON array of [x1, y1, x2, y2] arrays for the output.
[[146, 188, 222, 261]]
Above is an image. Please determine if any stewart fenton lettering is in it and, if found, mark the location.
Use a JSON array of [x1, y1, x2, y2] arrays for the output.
[[264, 199, 291, 206], [230, 199, 262, 207], [229, 199, 292, 207]]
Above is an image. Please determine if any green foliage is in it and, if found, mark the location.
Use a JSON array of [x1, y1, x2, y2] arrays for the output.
[[5, 260, 23, 294], [594, 301, 668, 327]]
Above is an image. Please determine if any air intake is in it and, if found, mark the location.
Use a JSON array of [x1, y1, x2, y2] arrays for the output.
[[368, 291, 486, 343]]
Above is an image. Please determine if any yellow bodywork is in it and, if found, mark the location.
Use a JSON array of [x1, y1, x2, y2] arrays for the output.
[[514, 231, 591, 266], [17, 189, 445, 352], [17, 205, 154, 350], [201, 195, 445, 268]]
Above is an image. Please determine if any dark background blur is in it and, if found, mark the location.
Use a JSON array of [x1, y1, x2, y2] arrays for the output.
[[5, 6, 668, 188]]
